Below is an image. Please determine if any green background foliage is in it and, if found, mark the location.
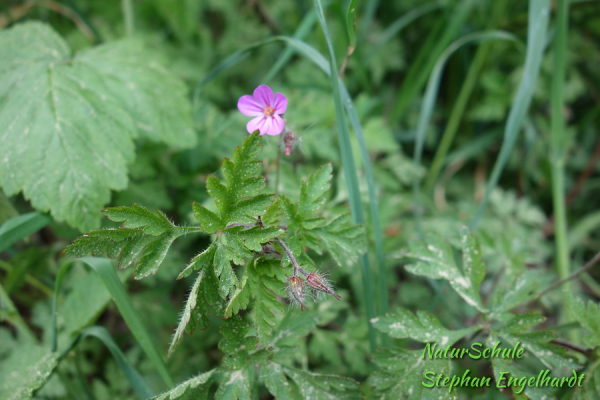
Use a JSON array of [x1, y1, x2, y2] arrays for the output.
[[1, 0, 600, 399]]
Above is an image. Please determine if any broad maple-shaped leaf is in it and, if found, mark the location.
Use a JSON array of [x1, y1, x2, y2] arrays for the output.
[[0, 22, 195, 231]]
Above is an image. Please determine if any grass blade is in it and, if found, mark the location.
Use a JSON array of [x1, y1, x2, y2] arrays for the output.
[[313, 0, 377, 350], [469, 0, 551, 229], [0, 212, 51, 253], [0, 281, 37, 343], [51, 257, 174, 389], [365, 2, 441, 62], [390, 0, 477, 122], [412, 31, 517, 236], [550, 0, 570, 283], [79, 326, 154, 399], [345, 0, 360, 51], [423, 0, 511, 191], [263, 10, 317, 83]]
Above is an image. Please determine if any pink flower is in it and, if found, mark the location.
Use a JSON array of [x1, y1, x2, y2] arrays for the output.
[[237, 85, 287, 136]]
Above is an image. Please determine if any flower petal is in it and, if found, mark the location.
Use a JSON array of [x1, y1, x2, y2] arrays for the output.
[[253, 85, 274, 107], [264, 115, 284, 136], [272, 92, 287, 114], [247, 116, 267, 135], [237, 95, 263, 116]]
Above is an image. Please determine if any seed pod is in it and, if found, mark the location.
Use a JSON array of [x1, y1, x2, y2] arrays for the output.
[[286, 275, 308, 311], [306, 271, 341, 300]]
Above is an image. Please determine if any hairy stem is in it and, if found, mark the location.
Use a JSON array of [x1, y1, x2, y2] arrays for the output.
[[276, 237, 300, 274]]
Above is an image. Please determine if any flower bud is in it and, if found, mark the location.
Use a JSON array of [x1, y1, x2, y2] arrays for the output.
[[306, 272, 341, 300], [283, 129, 298, 156], [286, 275, 308, 311]]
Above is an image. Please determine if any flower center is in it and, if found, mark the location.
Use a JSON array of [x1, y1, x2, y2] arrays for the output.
[[263, 106, 275, 116]]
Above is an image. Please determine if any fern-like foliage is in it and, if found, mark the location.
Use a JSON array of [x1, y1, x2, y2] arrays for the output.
[[64, 132, 367, 357]]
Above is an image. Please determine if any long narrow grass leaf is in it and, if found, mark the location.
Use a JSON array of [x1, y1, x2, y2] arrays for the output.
[[412, 31, 517, 236], [51, 257, 174, 389], [366, 2, 441, 61], [0, 281, 37, 343], [263, 11, 317, 83], [550, 0, 570, 282], [345, 0, 360, 50], [313, 0, 377, 350], [0, 212, 51, 253], [423, 0, 512, 191], [470, 0, 550, 229], [80, 326, 155, 399], [390, 0, 477, 122]]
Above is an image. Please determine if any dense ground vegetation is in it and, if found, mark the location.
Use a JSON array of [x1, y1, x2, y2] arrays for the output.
[[1, 0, 600, 399]]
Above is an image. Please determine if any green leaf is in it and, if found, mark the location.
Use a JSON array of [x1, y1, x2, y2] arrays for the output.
[[230, 226, 284, 252], [64, 204, 189, 279], [215, 366, 253, 400], [178, 243, 217, 280], [405, 229, 487, 312], [52, 258, 174, 387], [280, 364, 360, 400], [192, 202, 225, 234], [208, 132, 267, 220], [228, 194, 275, 223], [169, 269, 209, 358], [61, 269, 113, 335], [304, 213, 366, 267], [74, 40, 195, 148], [79, 326, 155, 399], [214, 242, 241, 298], [225, 270, 251, 318], [491, 358, 556, 400], [261, 363, 296, 400], [249, 270, 284, 345], [494, 331, 579, 377], [573, 360, 600, 400], [103, 203, 175, 235], [567, 296, 600, 348], [489, 270, 551, 318], [500, 312, 546, 334], [0, 351, 59, 400], [218, 316, 258, 357], [271, 309, 318, 348], [298, 163, 333, 218], [0, 212, 51, 253], [368, 348, 455, 400], [0, 22, 195, 231], [372, 308, 479, 346], [151, 370, 214, 400]]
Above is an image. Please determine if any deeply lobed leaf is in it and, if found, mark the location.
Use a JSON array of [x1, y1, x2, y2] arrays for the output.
[[405, 228, 487, 312], [372, 308, 479, 347], [64, 204, 188, 279]]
